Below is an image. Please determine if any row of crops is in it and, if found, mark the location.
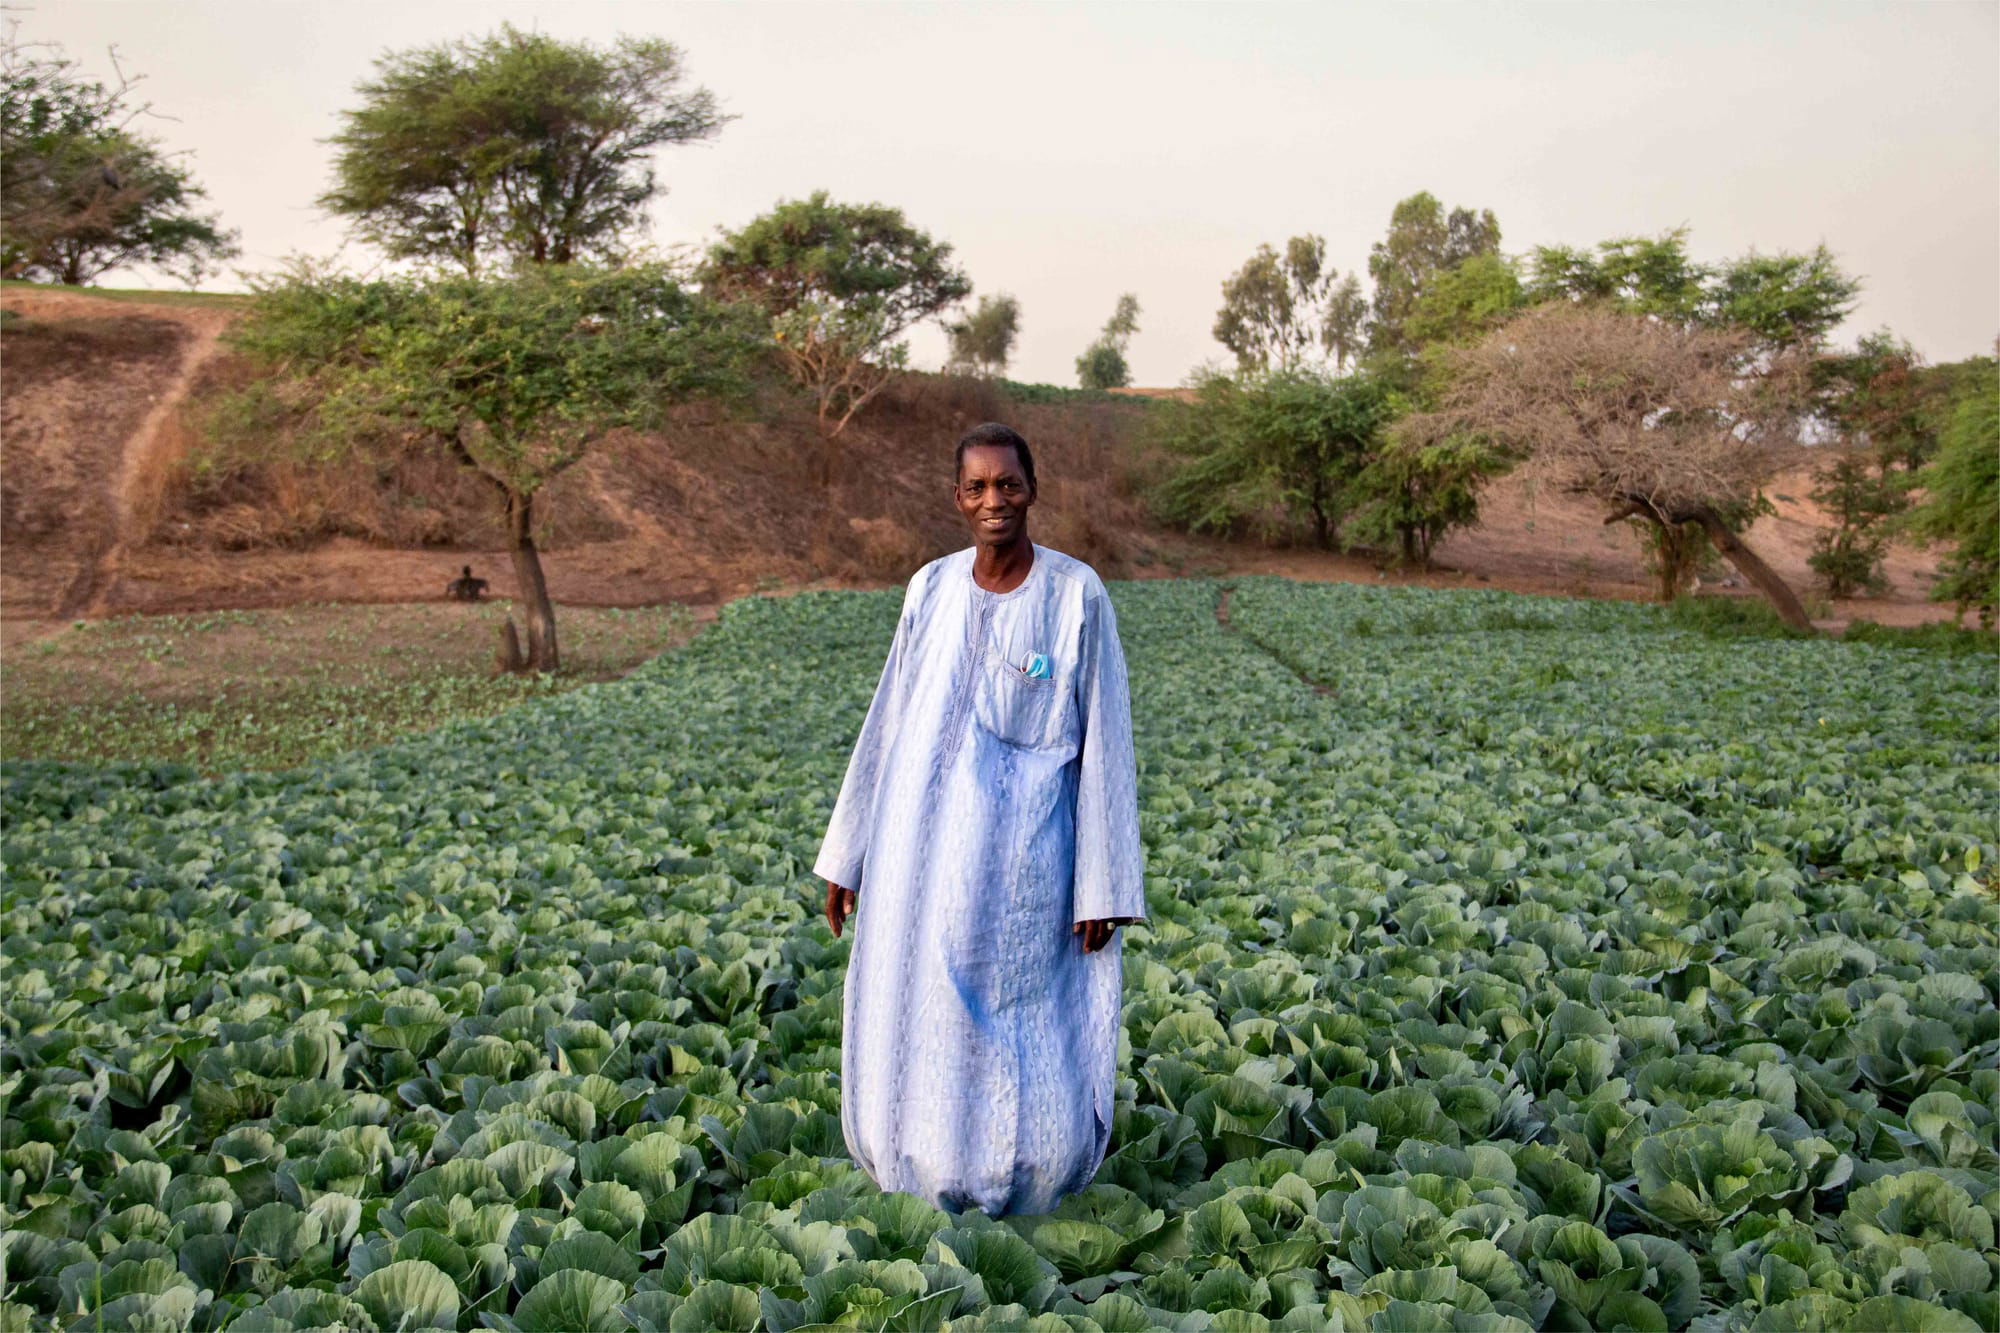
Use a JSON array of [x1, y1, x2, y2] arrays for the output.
[[2, 576, 1995, 1331]]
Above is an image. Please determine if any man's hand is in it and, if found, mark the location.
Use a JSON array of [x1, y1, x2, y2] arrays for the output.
[[825, 880, 857, 937], [1073, 918, 1124, 954]]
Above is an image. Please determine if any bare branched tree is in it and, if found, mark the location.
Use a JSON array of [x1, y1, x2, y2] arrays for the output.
[[1399, 303, 1819, 628]]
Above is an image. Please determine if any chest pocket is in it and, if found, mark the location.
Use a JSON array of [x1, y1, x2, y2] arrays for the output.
[[974, 644, 1078, 752]]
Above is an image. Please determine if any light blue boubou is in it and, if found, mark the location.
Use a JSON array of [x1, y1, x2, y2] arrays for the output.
[[812, 541, 1146, 1217]]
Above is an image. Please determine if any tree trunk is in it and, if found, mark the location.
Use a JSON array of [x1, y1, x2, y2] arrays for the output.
[[815, 431, 838, 491], [1655, 526, 1682, 603], [496, 618, 525, 674], [1312, 503, 1331, 550], [506, 490, 560, 671], [1400, 524, 1419, 567], [1604, 499, 1696, 603], [1691, 506, 1814, 631]]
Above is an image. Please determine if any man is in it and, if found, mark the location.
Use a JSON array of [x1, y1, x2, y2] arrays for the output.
[[813, 422, 1146, 1217], [446, 565, 489, 601]]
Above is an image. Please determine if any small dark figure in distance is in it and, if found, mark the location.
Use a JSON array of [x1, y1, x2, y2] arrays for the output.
[[446, 566, 489, 601]]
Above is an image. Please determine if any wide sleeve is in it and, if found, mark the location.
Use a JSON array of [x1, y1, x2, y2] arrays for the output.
[[1070, 587, 1146, 924], [811, 587, 915, 891]]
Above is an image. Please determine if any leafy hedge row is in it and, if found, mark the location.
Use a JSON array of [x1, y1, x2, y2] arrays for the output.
[[1, 577, 1994, 1331]]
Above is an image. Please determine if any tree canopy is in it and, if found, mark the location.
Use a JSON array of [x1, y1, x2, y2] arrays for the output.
[[700, 190, 969, 337], [0, 25, 238, 284], [321, 24, 728, 274], [1526, 230, 1709, 323], [701, 191, 970, 437], [1708, 245, 1860, 354], [1526, 229, 1860, 356], [1393, 251, 1531, 407], [1818, 330, 1933, 466]]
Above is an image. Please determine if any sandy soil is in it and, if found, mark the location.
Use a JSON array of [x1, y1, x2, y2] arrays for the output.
[[0, 291, 1970, 640]]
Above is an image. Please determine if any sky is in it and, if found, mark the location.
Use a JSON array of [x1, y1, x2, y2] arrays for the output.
[[25, 0, 1999, 386]]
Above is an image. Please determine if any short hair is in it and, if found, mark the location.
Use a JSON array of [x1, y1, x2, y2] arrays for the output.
[[954, 422, 1037, 495]]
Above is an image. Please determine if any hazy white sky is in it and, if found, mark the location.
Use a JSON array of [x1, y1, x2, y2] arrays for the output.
[[28, 0, 1999, 385]]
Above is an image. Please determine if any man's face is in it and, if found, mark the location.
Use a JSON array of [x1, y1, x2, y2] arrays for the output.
[[954, 444, 1035, 547]]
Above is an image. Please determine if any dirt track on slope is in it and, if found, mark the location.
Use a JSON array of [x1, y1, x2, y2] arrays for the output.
[[55, 308, 232, 618]]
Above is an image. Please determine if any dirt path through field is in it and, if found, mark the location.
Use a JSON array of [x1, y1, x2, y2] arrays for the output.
[[1211, 583, 1334, 696], [53, 308, 231, 619]]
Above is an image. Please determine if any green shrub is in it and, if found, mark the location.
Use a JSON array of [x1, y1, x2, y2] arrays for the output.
[[1840, 619, 2000, 656], [1662, 594, 1816, 640], [1900, 390, 1999, 627]]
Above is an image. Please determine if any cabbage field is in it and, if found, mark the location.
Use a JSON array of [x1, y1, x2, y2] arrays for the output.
[[2, 577, 1995, 1332]]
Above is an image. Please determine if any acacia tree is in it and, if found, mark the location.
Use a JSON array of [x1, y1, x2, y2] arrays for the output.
[[1403, 303, 1820, 629], [1213, 235, 1365, 373], [322, 24, 727, 275], [1524, 229, 1861, 595], [700, 191, 969, 442], [224, 262, 757, 670], [0, 26, 238, 283], [945, 293, 1020, 376], [1076, 292, 1140, 389]]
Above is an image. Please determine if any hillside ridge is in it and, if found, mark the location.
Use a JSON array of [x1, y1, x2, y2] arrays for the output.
[[0, 287, 1963, 633]]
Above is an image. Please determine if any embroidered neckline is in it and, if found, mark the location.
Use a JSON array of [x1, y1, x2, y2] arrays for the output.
[[967, 543, 1040, 600]]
